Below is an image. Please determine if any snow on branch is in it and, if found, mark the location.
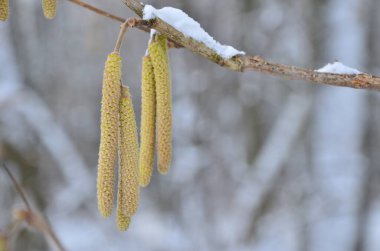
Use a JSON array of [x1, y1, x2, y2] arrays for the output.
[[143, 5, 245, 59], [316, 61, 362, 74], [121, 0, 380, 91]]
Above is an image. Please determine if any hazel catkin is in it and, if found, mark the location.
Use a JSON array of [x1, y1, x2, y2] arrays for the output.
[[0, 234, 7, 251], [149, 34, 172, 175], [0, 0, 8, 21], [116, 86, 139, 226], [117, 210, 131, 232], [139, 55, 156, 187], [97, 52, 122, 218], [42, 0, 56, 19]]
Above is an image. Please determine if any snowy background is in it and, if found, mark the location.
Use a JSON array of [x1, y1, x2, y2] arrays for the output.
[[1, 0, 380, 250]]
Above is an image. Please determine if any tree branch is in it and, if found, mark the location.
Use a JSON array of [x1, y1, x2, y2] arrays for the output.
[[67, 0, 126, 23], [2, 164, 32, 212], [2, 164, 66, 251], [121, 0, 380, 91], [66, 0, 181, 48]]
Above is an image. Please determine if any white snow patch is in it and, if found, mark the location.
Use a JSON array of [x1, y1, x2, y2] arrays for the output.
[[143, 5, 245, 59], [145, 29, 157, 56], [149, 29, 157, 40], [316, 62, 361, 74]]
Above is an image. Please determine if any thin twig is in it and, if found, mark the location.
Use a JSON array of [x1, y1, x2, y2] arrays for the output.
[[43, 220, 66, 251], [114, 21, 129, 53], [66, 0, 182, 48], [121, 0, 380, 91], [1, 164, 32, 212], [1, 164, 66, 251], [67, 0, 126, 23]]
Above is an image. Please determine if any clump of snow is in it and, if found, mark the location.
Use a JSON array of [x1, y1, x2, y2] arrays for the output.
[[143, 5, 245, 59], [315, 62, 362, 74], [149, 29, 157, 39], [145, 29, 157, 56]]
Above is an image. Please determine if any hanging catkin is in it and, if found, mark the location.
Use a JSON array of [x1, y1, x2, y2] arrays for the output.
[[97, 52, 122, 218], [116, 85, 139, 229], [116, 210, 131, 232], [42, 0, 56, 19], [149, 34, 172, 174], [139, 55, 156, 186], [0, 0, 8, 21]]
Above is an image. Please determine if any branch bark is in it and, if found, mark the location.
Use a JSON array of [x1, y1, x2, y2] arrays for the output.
[[121, 0, 380, 91]]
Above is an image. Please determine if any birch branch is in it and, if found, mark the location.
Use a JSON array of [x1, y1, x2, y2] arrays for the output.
[[121, 0, 380, 91]]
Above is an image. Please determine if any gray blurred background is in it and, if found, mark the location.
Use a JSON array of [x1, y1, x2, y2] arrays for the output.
[[1, 0, 380, 250]]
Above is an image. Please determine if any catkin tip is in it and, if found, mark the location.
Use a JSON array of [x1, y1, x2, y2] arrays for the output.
[[42, 0, 56, 19], [158, 163, 170, 175], [98, 207, 113, 218], [139, 181, 149, 188], [0, 0, 9, 21], [117, 211, 131, 232]]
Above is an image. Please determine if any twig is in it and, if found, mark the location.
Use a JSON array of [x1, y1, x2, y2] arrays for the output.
[[114, 21, 129, 53], [1, 164, 66, 251], [121, 0, 380, 91], [15, 210, 66, 251], [66, 0, 182, 48], [1, 164, 32, 212], [66, 0, 125, 23], [41, 218, 66, 251]]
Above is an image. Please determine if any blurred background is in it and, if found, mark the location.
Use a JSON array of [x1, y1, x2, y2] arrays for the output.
[[1, 0, 380, 250]]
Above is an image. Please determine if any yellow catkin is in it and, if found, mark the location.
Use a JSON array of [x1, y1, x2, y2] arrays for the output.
[[149, 34, 172, 175], [0, 0, 8, 21], [139, 55, 156, 186], [0, 235, 7, 251], [116, 86, 139, 226], [116, 210, 131, 232], [97, 52, 122, 218], [42, 0, 56, 19]]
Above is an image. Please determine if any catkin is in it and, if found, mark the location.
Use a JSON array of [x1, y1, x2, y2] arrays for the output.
[[149, 34, 172, 175], [116, 86, 139, 224], [0, 235, 6, 251], [97, 52, 122, 218], [42, 0, 56, 19], [139, 56, 156, 186], [116, 210, 131, 231], [0, 0, 8, 21]]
